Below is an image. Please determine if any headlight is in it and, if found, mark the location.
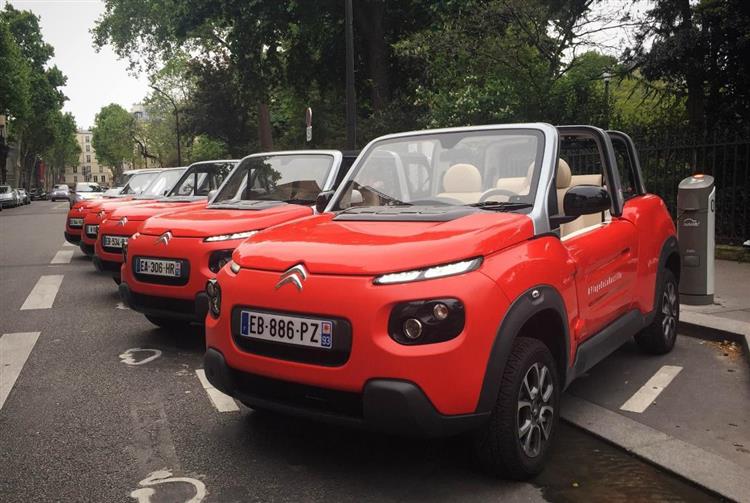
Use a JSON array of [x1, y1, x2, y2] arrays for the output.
[[388, 298, 466, 345], [373, 257, 483, 285], [203, 230, 258, 242], [206, 279, 221, 318], [121, 239, 128, 262], [208, 249, 233, 273]]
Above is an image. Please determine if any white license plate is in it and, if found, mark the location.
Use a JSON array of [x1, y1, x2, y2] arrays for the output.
[[136, 257, 182, 277], [240, 311, 333, 349], [69, 218, 83, 227], [103, 235, 127, 249], [85, 224, 98, 235]]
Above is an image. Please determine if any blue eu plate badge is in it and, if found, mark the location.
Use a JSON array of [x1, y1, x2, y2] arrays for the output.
[[321, 321, 333, 349]]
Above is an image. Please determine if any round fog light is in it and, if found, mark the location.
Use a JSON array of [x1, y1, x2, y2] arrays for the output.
[[403, 318, 423, 340], [206, 279, 216, 298], [433, 303, 449, 320]]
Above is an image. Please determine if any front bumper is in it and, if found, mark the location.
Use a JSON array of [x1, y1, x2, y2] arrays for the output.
[[64, 231, 81, 245], [79, 241, 94, 256], [119, 281, 209, 323], [204, 348, 490, 437], [93, 255, 122, 278]]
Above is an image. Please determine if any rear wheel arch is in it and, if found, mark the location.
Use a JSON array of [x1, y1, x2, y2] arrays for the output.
[[476, 285, 570, 414], [655, 236, 680, 312]]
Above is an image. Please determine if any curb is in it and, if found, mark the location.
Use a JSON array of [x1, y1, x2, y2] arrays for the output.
[[561, 395, 750, 503], [679, 311, 750, 365]]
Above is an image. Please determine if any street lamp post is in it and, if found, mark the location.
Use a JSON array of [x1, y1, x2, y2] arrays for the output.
[[149, 85, 182, 166], [602, 71, 613, 130]]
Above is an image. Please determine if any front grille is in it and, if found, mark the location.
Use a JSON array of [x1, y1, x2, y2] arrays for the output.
[[130, 291, 195, 315], [132, 256, 190, 286], [230, 369, 363, 418], [230, 306, 353, 367]]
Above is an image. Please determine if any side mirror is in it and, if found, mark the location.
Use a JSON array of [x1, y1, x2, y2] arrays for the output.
[[564, 185, 611, 217], [315, 190, 335, 213], [207, 189, 218, 201]]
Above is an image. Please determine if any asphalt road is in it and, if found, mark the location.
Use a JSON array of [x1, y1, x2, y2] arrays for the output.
[[0, 201, 720, 502]]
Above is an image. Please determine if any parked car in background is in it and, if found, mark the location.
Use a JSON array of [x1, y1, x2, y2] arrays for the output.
[[30, 188, 47, 200], [0, 185, 19, 207], [17, 189, 30, 205], [69, 182, 105, 208], [50, 184, 70, 201]]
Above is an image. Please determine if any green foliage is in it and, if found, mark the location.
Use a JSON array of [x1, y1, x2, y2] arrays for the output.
[[92, 104, 136, 175], [44, 112, 80, 181], [0, 20, 31, 122], [189, 135, 228, 162]]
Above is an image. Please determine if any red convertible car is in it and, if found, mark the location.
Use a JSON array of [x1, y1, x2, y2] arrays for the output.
[[202, 124, 680, 479], [93, 160, 237, 279], [119, 150, 358, 330], [78, 167, 186, 257], [65, 168, 161, 245]]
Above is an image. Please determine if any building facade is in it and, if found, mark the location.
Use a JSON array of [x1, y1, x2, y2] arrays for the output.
[[63, 130, 114, 186]]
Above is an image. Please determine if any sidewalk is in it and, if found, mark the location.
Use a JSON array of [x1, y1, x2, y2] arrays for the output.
[[680, 259, 750, 354]]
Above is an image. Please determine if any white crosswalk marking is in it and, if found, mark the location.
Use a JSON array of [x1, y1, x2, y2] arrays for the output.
[[62, 241, 76, 247], [0, 332, 41, 410], [51, 250, 74, 264], [196, 369, 239, 412], [20, 275, 64, 310], [620, 365, 683, 413]]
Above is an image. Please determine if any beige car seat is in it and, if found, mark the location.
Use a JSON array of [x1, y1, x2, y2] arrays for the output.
[[494, 162, 535, 196], [437, 163, 482, 203]]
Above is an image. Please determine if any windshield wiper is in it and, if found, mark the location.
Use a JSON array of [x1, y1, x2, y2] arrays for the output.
[[467, 201, 533, 211], [284, 197, 315, 204]]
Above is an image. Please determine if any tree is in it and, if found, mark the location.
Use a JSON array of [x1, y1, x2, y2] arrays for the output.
[[627, 0, 750, 131], [43, 112, 80, 187], [189, 135, 228, 162], [92, 104, 136, 177]]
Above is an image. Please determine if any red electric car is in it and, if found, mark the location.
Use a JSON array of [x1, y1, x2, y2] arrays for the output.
[[78, 167, 186, 257], [119, 150, 358, 330], [202, 124, 680, 479], [65, 168, 162, 245], [93, 160, 237, 279]]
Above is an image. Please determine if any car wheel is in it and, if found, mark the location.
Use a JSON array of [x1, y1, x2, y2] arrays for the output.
[[145, 315, 191, 332], [635, 269, 679, 354], [472, 337, 559, 479]]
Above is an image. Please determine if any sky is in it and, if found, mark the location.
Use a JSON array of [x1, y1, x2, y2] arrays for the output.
[[4, 0, 149, 130]]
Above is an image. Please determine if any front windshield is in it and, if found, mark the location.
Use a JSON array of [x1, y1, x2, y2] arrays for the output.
[[113, 172, 134, 187], [75, 183, 102, 193], [332, 129, 543, 210], [120, 171, 159, 195], [212, 154, 334, 204], [140, 169, 186, 197], [169, 162, 235, 197]]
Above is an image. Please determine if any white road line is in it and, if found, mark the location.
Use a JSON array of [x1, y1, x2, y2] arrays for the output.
[[62, 241, 75, 247], [20, 275, 64, 310], [0, 332, 41, 410], [620, 365, 683, 413], [195, 369, 239, 412], [50, 250, 74, 264]]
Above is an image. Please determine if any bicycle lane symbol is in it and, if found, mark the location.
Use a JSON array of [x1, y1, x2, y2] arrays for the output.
[[130, 469, 207, 503]]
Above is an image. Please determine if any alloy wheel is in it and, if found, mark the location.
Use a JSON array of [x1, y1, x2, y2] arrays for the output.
[[517, 362, 554, 458], [662, 281, 678, 343]]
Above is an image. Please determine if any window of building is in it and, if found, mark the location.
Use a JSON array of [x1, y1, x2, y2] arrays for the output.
[[99, 166, 103, 173], [73, 166, 77, 174], [86, 145, 90, 152], [86, 155, 91, 163], [85, 136, 90, 143], [93, 175, 98, 182], [74, 175, 78, 182], [101, 175, 106, 183]]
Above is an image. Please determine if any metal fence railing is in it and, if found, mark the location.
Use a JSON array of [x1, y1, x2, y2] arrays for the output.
[[636, 131, 750, 245]]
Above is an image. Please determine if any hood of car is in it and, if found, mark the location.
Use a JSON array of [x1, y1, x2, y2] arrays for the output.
[[140, 203, 314, 238], [110, 199, 207, 221], [233, 211, 534, 276]]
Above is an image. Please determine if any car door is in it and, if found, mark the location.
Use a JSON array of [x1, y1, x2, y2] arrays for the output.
[[557, 131, 639, 343]]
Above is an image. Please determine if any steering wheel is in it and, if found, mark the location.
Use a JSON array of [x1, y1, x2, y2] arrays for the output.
[[479, 188, 518, 203], [409, 196, 464, 206]]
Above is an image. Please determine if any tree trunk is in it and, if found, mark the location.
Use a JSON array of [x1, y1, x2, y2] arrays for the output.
[[258, 102, 273, 150], [356, 1, 390, 112], [678, 0, 705, 132]]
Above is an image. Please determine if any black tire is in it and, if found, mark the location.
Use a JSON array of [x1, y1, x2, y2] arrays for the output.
[[472, 337, 559, 479], [145, 315, 191, 332], [635, 269, 679, 354]]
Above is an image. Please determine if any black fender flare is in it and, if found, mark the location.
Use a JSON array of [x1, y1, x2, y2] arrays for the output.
[[653, 235, 680, 314], [475, 285, 571, 414]]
